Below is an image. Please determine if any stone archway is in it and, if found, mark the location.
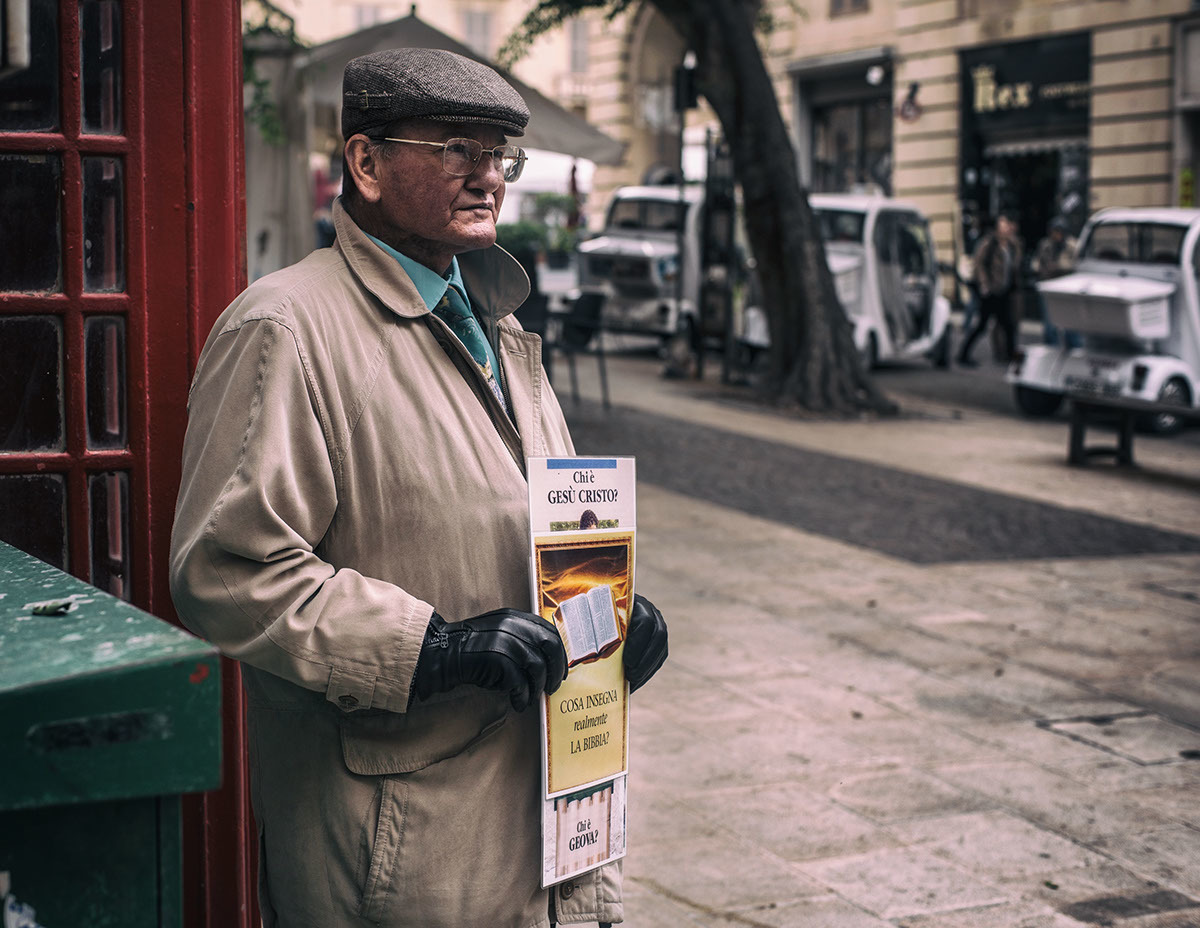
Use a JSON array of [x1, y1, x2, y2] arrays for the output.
[[626, 5, 686, 185], [589, 4, 685, 222]]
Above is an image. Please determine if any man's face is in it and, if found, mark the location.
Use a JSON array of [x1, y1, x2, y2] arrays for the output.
[[997, 217, 1016, 240], [361, 119, 507, 272]]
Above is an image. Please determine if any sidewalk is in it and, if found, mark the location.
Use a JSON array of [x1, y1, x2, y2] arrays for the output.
[[559, 352, 1200, 927]]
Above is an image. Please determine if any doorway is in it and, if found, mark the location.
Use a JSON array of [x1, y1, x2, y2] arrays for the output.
[[986, 151, 1058, 251], [981, 143, 1088, 319]]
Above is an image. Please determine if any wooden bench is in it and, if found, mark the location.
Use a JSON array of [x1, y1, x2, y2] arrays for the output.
[[1066, 392, 1200, 466]]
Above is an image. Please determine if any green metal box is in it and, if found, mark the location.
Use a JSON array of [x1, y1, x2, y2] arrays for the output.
[[0, 542, 221, 927]]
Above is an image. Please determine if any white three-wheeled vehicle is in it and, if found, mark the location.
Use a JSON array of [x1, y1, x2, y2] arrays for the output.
[[1008, 208, 1200, 433], [741, 193, 952, 368]]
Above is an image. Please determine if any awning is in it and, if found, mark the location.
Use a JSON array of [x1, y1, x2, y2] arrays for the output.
[[296, 12, 625, 165], [984, 136, 1087, 158]]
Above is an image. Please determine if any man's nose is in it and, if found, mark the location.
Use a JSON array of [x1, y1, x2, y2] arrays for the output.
[[467, 151, 503, 191]]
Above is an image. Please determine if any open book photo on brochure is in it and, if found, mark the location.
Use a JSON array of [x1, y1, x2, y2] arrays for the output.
[[554, 584, 623, 668]]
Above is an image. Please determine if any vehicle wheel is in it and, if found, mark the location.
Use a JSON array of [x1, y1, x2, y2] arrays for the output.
[[1138, 377, 1192, 435], [1014, 385, 1063, 418], [859, 333, 878, 371], [930, 328, 951, 369]]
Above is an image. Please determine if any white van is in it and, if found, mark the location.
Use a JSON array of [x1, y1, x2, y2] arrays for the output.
[[575, 185, 705, 341], [1007, 208, 1200, 433]]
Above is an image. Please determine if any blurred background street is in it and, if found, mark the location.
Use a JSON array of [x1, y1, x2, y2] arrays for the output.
[[559, 346, 1200, 927]]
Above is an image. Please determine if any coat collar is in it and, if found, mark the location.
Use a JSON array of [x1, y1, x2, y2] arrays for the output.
[[332, 197, 531, 322]]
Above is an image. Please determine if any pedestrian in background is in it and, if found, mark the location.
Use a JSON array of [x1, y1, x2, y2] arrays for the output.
[[956, 210, 984, 338], [957, 211, 1023, 367], [1032, 216, 1079, 348], [171, 47, 667, 928]]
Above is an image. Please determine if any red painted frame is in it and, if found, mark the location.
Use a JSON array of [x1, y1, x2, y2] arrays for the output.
[[144, 1, 256, 925], [0, 1, 143, 594], [1, 1, 254, 923]]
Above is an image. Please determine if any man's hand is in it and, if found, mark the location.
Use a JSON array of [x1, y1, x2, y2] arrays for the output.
[[411, 609, 568, 712], [623, 594, 668, 692]]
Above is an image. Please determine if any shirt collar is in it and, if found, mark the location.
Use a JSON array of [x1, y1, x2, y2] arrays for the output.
[[365, 233, 468, 313]]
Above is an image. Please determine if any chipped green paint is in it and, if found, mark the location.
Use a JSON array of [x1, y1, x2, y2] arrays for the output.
[[0, 542, 221, 810], [0, 547, 207, 692]]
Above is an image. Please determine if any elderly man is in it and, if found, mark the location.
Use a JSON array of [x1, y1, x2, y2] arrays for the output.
[[170, 48, 667, 928]]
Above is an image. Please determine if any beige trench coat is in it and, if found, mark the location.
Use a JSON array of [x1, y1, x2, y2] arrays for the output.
[[170, 200, 622, 928]]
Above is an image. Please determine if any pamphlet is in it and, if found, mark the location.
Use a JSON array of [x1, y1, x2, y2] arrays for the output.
[[527, 456, 635, 887]]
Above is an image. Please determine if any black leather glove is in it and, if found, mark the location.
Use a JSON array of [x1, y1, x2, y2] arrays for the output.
[[410, 609, 568, 712], [623, 594, 668, 693]]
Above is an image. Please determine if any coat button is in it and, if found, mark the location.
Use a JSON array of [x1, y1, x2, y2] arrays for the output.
[[338, 694, 358, 709], [559, 882, 575, 900]]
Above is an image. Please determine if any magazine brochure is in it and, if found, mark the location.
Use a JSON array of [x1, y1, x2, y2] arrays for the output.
[[527, 456, 635, 887]]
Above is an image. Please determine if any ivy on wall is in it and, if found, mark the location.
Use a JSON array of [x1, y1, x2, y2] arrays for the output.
[[242, 0, 305, 146]]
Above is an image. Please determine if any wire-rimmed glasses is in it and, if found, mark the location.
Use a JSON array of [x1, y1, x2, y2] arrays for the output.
[[371, 136, 527, 182]]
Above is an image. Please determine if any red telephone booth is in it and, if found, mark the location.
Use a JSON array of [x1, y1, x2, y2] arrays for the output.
[[1, 1, 254, 923]]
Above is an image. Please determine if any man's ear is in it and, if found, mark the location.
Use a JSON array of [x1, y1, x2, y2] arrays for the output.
[[344, 135, 384, 204]]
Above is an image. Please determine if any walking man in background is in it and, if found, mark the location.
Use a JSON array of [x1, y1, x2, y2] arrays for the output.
[[171, 47, 667, 928], [1032, 216, 1079, 348], [957, 211, 1023, 367]]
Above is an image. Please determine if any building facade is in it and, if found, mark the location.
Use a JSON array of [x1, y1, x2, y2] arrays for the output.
[[265, 0, 591, 114], [265, 0, 1200, 259], [579, 0, 1200, 264]]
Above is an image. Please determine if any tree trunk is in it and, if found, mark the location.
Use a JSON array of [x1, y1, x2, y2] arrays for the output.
[[652, 0, 895, 414]]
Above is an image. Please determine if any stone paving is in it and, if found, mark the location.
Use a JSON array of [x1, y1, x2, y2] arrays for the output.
[[559, 351, 1200, 928]]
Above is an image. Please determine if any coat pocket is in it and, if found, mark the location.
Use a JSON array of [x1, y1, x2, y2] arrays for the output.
[[339, 690, 509, 775], [358, 776, 407, 923], [343, 692, 511, 923]]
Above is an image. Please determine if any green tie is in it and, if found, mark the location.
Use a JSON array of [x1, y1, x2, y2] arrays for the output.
[[434, 286, 507, 412]]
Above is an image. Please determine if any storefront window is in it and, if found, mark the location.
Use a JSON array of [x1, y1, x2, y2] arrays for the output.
[[958, 35, 1090, 249], [812, 98, 892, 195]]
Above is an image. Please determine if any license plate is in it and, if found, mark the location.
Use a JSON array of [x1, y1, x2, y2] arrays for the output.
[[1065, 375, 1122, 397]]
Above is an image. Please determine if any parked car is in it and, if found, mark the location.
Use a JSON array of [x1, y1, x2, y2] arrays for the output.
[[575, 184, 705, 341], [740, 193, 952, 368], [1007, 207, 1200, 433]]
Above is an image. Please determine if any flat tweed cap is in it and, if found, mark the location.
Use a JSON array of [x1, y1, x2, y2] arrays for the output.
[[342, 47, 529, 138]]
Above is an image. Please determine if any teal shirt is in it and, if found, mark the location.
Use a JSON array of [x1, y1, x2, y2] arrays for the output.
[[365, 233, 454, 310], [366, 234, 506, 408]]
